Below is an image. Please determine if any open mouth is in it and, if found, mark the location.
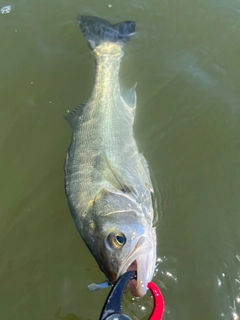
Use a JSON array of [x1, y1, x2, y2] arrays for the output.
[[116, 236, 156, 297], [118, 253, 149, 297], [125, 260, 138, 295]]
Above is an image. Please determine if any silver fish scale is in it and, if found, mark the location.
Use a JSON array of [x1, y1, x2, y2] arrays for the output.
[[65, 51, 153, 222], [64, 16, 157, 297]]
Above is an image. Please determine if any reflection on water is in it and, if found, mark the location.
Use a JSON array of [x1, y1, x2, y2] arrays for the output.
[[1, 0, 240, 319], [59, 312, 82, 320]]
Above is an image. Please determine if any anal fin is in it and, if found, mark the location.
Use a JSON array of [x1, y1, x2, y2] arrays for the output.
[[121, 83, 137, 111]]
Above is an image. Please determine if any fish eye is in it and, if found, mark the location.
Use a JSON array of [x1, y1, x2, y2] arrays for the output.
[[115, 233, 126, 246], [106, 232, 126, 249]]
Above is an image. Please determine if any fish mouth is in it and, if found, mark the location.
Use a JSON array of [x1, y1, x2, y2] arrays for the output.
[[117, 238, 155, 297], [125, 260, 138, 295]]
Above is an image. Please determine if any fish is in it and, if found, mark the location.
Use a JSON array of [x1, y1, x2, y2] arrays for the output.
[[64, 15, 157, 297]]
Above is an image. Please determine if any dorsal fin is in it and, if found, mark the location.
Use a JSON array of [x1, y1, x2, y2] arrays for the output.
[[64, 103, 85, 128]]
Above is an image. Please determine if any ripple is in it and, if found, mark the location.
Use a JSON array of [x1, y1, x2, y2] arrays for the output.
[[1, 5, 11, 14]]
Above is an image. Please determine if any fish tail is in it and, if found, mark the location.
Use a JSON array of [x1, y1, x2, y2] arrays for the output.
[[77, 15, 136, 50]]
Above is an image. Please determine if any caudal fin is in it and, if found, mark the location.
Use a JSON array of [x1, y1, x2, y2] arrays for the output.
[[77, 15, 136, 50]]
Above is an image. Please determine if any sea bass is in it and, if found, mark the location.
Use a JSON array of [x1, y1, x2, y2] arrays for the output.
[[64, 16, 156, 297]]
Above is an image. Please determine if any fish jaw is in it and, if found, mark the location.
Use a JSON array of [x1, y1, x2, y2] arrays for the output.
[[117, 233, 156, 297]]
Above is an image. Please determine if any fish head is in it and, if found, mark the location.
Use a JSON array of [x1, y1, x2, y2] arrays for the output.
[[101, 213, 156, 297], [81, 189, 156, 297]]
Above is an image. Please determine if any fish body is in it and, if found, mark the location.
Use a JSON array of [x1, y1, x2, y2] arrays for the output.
[[64, 16, 156, 297]]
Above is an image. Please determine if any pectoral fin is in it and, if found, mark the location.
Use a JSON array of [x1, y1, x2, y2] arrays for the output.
[[95, 152, 133, 193], [92, 188, 138, 216], [139, 153, 154, 192]]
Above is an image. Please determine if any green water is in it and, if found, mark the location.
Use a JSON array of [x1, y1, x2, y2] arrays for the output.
[[1, 0, 240, 319]]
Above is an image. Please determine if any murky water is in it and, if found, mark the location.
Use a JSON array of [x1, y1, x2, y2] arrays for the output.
[[1, 0, 240, 319]]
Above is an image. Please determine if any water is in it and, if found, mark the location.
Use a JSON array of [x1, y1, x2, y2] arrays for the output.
[[1, 0, 240, 319]]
